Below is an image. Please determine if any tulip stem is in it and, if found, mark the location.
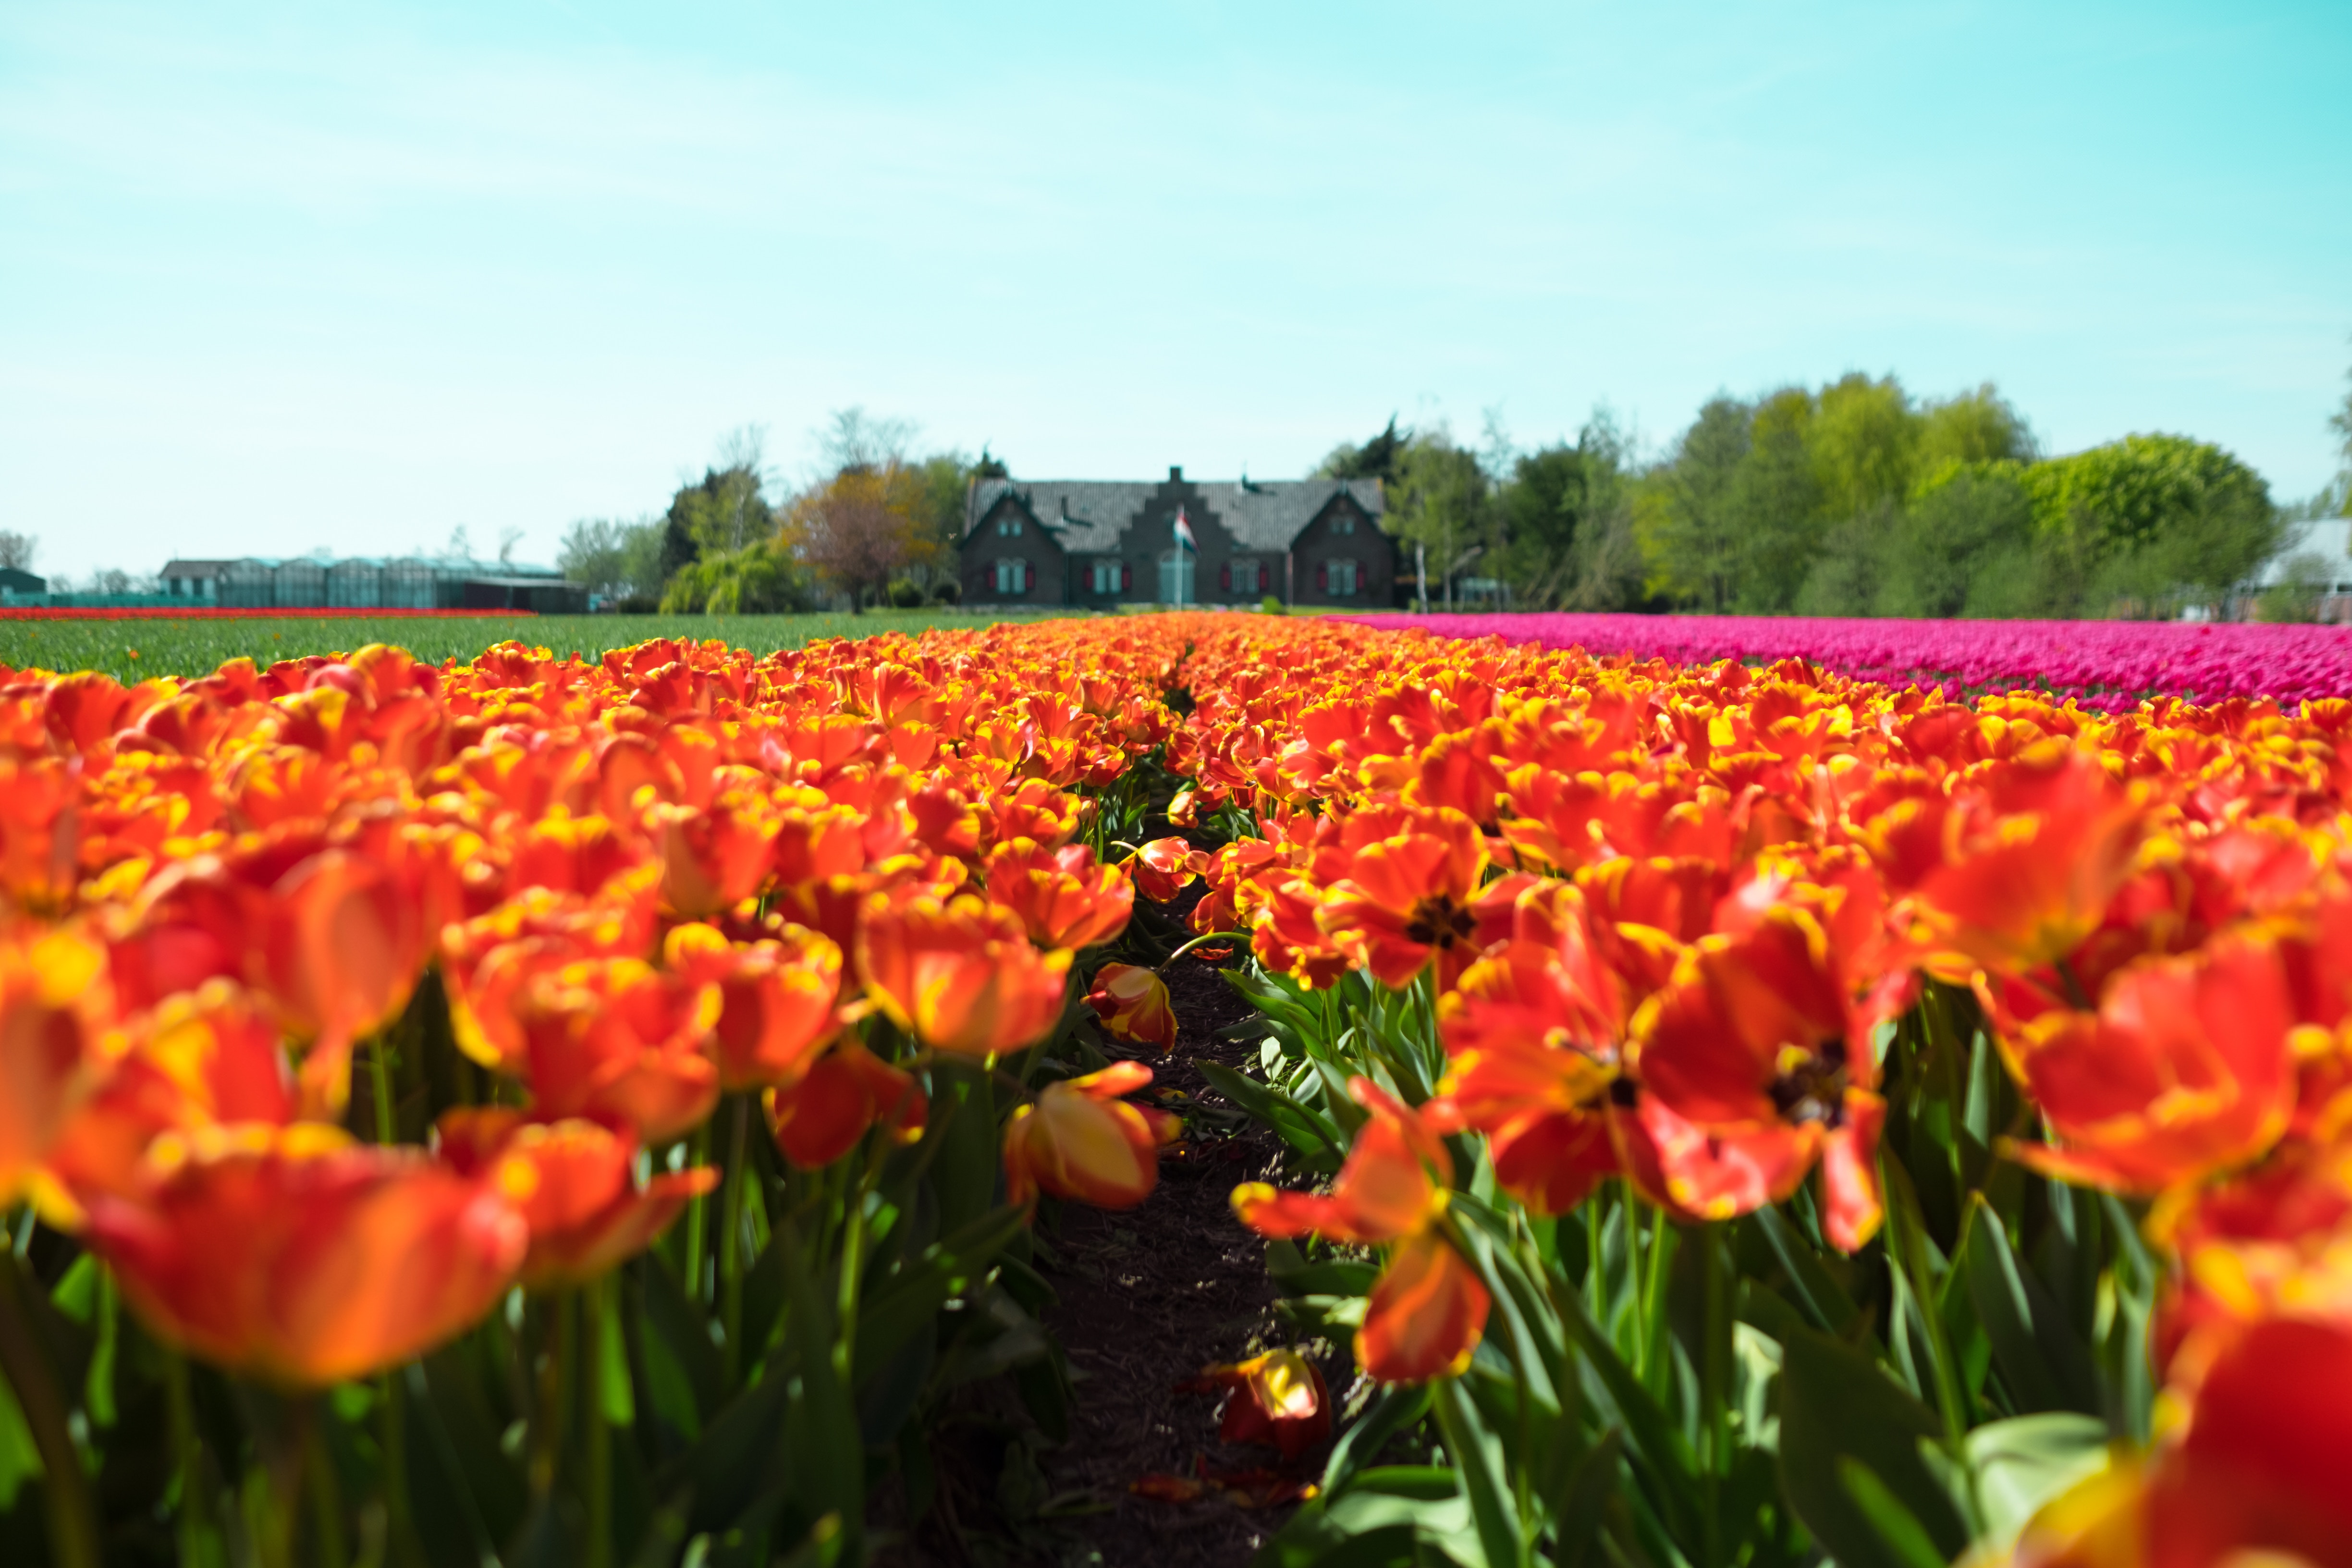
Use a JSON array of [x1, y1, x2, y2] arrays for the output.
[[682, 1124, 712, 1307], [368, 1034, 397, 1144], [0, 1250, 99, 1568], [163, 1351, 216, 1565], [529, 1293, 573, 1502], [719, 1095, 750, 1378], [304, 1396, 350, 1568], [584, 1278, 613, 1568], [377, 1370, 412, 1567], [1156, 930, 1251, 971]]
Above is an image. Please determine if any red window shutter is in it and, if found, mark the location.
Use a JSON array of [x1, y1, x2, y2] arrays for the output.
[[1219, 561, 1231, 592], [1121, 564, 1131, 591], [1023, 562, 1035, 593], [1314, 561, 1328, 592]]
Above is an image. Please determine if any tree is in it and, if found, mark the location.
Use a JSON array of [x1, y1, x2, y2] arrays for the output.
[[783, 462, 934, 612], [1920, 383, 2035, 468], [2332, 355, 2352, 517], [1493, 410, 1646, 610], [558, 517, 667, 605], [1384, 430, 1496, 608], [0, 533, 34, 571], [1317, 416, 1410, 488], [1639, 395, 1752, 612], [1808, 374, 1918, 520]]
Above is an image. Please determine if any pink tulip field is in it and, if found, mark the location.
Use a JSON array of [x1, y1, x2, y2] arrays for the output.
[[1339, 611, 2352, 708]]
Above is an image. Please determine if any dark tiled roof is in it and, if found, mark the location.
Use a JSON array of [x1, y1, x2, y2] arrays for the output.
[[965, 478, 1383, 554]]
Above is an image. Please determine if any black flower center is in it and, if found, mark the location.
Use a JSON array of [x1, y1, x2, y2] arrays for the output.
[[1403, 894, 1479, 949]]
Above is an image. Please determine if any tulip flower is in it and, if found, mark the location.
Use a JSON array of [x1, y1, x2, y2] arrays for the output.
[[1188, 1348, 1331, 1460], [435, 1109, 716, 1291], [81, 1123, 527, 1387], [2147, 1135, 2352, 1381], [1085, 962, 1178, 1054], [763, 1039, 927, 1169], [1628, 904, 1887, 1249], [1315, 807, 1494, 989], [1003, 1062, 1180, 1209], [1234, 1078, 1488, 1382], [663, 921, 845, 1091], [1882, 745, 2147, 977], [642, 794, 782, 918], [1995, 932, 2296, 1195], [509, 958, 723, 1145], [39, 979, 295, 1227], [858, 889, 1072, 1057], [2002, 1316, 2352, 1568], [1127, 837, 1203, 903], [0, 926, 111, 1208], [985, 838, 1134, 949]]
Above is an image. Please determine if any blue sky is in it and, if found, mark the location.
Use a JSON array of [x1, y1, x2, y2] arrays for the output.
[[3, 0, 2347, 580]]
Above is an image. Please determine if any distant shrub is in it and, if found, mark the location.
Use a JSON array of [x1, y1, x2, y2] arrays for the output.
[[888, 580, 924, 608], [931, 580, 962, 606], [1261, 594, 1285, 615]]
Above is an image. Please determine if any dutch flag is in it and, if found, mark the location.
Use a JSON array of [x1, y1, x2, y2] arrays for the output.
[[1173, 507, 1198, 554]]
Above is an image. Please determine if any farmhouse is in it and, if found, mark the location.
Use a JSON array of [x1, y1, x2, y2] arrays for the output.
[[961, 466, 1393, 609]]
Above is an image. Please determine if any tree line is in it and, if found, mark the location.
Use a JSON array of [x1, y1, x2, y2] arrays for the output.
[[566, 365, 2351, 620], [558, 414, 1002, 614], [1323, 365, 2352, 621]]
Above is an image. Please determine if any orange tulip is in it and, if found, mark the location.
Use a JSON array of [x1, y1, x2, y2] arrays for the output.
[[2147, 1135, 2352, 1382], [1624, 903, 1888, 1249], [1084, 962, 1178, 1054], [663, 922, 845, 1091], [1883, 744, 2147, 978], [763, 1038, 927, 1169], [509, 958, 722, 1145], [130, 823, 447, 1116], [0, 926, 111, 1209], [1995, 932, 2296, 1195], [81, 1123, 526, 1386], [1234, 1078, 1489, 1382], [2003, 1317, 2352, 1568], [1190, 1348, 1331, 1460], [642, 794, 781, 918], [1128, 836, 1203, 903], [1003, 1061, 1179, 1209], [857, 889, 1071, 1057], [984, 838, 1134, 949], [1315, 807, 1494, 989], [39, 979, 295, 1227], [436, 1108, 716, 1291]]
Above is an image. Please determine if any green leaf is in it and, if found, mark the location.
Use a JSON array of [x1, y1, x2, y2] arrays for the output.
[[778, 1222, 863, 1555], [1836, 1457, 1950, 1568], [1775, 1324, 1969, 1568], [1198, 1059, 1348, 1168], [1965, 1413, 2112, 1548], [1323, 1384, 1432, 1499], [0, 1365, 40, 1511], [1544, 1425, 1621, 1568], [1433, 1377, 1531, 1568], [1957, 1200, 2102, 1417], [1753, 1205, 1861, 1336], [600, 1283, 637, 1426]]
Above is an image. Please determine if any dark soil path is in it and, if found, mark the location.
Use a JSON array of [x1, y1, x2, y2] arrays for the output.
[[1027, 947, 1311, 1568]]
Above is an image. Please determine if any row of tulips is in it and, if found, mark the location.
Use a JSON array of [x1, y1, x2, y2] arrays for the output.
[[0, 625, 1216, 1566], [1136, 617, 2352, 1568], [1342, 611, 2352, 711]]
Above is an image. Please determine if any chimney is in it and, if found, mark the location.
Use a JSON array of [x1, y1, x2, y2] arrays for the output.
[[1168, 465, 1183, 482]]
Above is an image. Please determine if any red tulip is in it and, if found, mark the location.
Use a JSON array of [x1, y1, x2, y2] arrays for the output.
[[763, 1039, 927, 1169], [436, 1108, 715, 1290], [1003, 1061, 1179, 1209], [82, 1124, 526, 1386]]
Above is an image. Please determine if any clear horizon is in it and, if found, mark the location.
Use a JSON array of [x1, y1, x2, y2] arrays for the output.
[[3, 0, 2346, 581]]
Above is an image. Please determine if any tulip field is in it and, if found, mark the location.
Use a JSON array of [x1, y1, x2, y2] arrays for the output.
[[1, 613, 2350, 1568], [1343, 610, 2352, 710]]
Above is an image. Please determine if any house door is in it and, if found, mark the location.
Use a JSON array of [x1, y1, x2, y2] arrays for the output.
[[1157, 551, 1195, 605]]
